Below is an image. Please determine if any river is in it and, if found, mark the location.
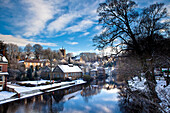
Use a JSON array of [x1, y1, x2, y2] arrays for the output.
[[0, 80, 122, 113]]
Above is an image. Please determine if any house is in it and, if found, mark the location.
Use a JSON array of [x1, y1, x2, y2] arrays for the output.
[[53, 64, 83, 80], [19, 59, 49, 70], [0, 54, 8, 90], [72, 55, 85, 65]]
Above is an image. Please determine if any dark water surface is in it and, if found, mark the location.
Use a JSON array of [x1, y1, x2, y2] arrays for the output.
[[0, 80, 122, 113]]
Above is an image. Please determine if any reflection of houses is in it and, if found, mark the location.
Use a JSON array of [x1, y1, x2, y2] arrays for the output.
[[90, 67, 106, 78], [81, 86, 101, 97], [53, 64, 83, 80], [97, 67, 106, 77], [90, 69, 97, 77], [0, 54, 8, 90]]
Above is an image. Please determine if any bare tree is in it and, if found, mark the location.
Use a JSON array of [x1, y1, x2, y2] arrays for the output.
[[6, 43, 19, 68], [33, 44, 43, 59], [24, 44, 33, 58], [93, 0, 169, 100]]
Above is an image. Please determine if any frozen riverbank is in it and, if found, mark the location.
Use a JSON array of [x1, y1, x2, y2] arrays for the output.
[[0, 79, 86, 105]]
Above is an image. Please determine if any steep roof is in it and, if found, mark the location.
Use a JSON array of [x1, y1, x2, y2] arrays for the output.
[[58, 65, 82, 73]]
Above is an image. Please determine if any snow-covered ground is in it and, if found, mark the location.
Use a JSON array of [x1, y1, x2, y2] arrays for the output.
[[18, 79, 51, 85], [0, 79, 86, 104], [156, 79, 170, 112], [0, 91, 16, 101], [128, 76, 170, 112], [7, 80, 85, 93], [128, 76, 148, 92]]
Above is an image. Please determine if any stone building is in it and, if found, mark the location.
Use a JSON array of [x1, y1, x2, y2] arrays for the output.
[[53, 64, 82, 80]]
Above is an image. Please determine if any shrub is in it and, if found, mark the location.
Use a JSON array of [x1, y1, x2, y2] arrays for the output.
[[83, 75, 93, 82]]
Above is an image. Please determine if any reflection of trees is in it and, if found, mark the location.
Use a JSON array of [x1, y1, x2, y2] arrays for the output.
[[81, 85, 101, 102], [53, 91, 64, 103], [0, 85, 84, 113]]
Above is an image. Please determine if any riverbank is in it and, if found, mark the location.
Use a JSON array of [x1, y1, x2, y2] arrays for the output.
[[0, 79, 86, 105], [0, 80, 122, 113]]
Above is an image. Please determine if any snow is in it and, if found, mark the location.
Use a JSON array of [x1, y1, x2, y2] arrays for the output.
[[2, 56, 8, 62], [0, 80, 86, 104], [58, 65, 82, 73], [8, 80, 86, 93], [0, 92, 43, 105], [156, 80, 170, 112], [18, 60, 24, 63], [0, 91, 16, 101], [18, 79, 51, 85], [128, 76, 170, 112], [7, 85, 37, 93], [0, 72, 9, 75], [128, 76, 148, 91], [91, 69, 97, 71]]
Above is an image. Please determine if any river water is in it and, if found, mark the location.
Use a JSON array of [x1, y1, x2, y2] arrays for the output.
[[0, 80, 122, 113]]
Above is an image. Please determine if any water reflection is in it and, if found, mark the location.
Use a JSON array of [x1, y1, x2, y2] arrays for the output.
[[0, 80, 122, 113]]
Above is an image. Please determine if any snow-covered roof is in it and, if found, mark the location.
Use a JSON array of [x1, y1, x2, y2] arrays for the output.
[[2, 56, 8, 62], [74, 56, 80, 60], [58, 65, 82, 73], [0, 55, 8, 63], [91, 69, 97, 72]]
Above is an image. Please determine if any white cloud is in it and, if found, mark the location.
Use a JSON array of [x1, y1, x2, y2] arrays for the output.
[[66, 19, 95, 33], [64, 41, 78, 45], [0, 34, 57, 47], [54, 32, 66, 37], [47, 0, 104, 34], [82, 32, 90, 36], [95, 26, 102, 30], [21, 0, 54, 36], [47, 13, 80, 32], [95, 104, 112, 113], [20, 0, 65, 37]]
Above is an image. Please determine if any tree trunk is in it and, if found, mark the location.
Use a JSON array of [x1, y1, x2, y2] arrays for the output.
[[166, 67, 169, 86], [141, 58, 160, 102]]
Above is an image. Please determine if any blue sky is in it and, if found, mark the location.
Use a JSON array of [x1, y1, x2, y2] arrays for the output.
[[0, 0, 169, 55]]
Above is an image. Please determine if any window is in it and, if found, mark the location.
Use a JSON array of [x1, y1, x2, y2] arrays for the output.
[[0, 65, 2, 72], [57, 74, 60, 77]]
